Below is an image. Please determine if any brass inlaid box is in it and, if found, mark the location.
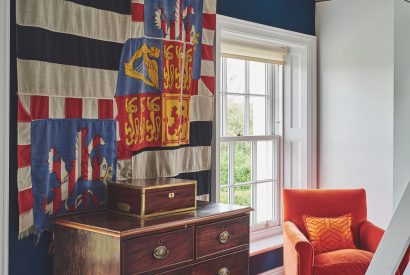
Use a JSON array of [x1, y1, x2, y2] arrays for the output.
[[108, 178, 197, 218]]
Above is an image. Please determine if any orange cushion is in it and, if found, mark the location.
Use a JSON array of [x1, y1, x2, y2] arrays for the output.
[[303, 214, 357, 254], [313, 249, 373, 275]]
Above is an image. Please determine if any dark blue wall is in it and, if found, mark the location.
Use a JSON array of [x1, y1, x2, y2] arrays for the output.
[[9, 0, 54, 274], [250, 248, 283, 275], [217, 0, 316, 35], [9, 1, 315, 274]]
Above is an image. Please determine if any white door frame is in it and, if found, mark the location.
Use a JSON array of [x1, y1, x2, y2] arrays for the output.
[[0, 0, 10, 274]]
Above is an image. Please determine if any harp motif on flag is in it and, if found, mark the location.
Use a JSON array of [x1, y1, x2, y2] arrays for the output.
[[124, 43, 161, 90]]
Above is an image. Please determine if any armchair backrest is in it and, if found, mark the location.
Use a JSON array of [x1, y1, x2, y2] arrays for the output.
[[283, 189, 367, 246]]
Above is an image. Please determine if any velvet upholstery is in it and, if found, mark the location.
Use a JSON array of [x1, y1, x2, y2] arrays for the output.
[[284, 221, 314, 275], [283, 189, 410, 275], [283, 189, 367, 246], [313, 249, 373, 275]]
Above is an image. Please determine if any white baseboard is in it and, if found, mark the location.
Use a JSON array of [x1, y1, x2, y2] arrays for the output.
[[259, 266, 284, 275]]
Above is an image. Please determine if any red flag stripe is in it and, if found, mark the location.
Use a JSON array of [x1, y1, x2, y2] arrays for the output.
[[18, 97, 31, 122], [178, 0, 183, 40], [201, 44, 214, 61], [98, 99, 114, 119], [170, 21, 176, 40], [92, 136, 101, 181], [68, 159, 77, 196], [30, 96, 49, 120], [53, 186, 62, 213], [17, 145, 31, 168], [52, 150, 62, 185], [18, 188, 34, 214], [202, 13, 216, 30], [201, 76, 215, 94], [65, 98, 83, 118], [131, 3, 144, 22], [190, 79, 199, 96], [81, 129, 88, 180]]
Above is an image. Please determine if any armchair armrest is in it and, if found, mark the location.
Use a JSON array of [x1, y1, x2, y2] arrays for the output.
[[359, 220, 384, 253], [283, 221, 314, 275]]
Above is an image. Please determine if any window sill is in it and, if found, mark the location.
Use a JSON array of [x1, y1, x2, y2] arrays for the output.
[[250, 226, 283, 257]]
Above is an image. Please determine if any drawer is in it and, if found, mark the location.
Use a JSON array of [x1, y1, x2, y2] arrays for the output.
[[123, 228, 194, 274], [196, 215, 249, 258], [193, 249, 249, 275], [160, 249, 249, 275]]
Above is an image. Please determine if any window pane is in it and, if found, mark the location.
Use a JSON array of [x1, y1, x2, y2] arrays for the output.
[[220, 188, 229, 204], [226, 58, 246, 93], [234, 185, 253, 223], [255, 182, 275, 224], [219, 142, 229, 186], [234, 142, 252, 183], [249, 96, 267, 135], [256, 141, 274, 181], [234, 185, 252, 207], [249, 61, 266, 95], [226, 95, 244, 136]]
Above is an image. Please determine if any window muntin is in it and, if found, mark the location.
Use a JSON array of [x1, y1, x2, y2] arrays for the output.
[[219, 57, 282, 229]]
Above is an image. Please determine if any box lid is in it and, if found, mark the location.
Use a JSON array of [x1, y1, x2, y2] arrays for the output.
[[108, 178, 196, 191]]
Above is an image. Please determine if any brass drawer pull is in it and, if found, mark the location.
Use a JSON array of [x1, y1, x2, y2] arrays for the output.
[[168, 192, 175, 198], [218, 267, 230, 275], [153, 245, 169, 260], [218, 231, 231, 244]]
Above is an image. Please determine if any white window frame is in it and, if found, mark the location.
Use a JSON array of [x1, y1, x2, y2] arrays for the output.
[[213, 15, 317, 241], [0, 0, 10, 274], [219, 57, 283, 231]]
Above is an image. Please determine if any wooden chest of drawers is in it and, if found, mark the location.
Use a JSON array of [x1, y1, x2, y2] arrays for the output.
[[53, 201, 252, 275]]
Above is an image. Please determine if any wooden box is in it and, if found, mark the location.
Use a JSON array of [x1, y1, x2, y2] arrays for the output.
[[108, 178, 197, 218]]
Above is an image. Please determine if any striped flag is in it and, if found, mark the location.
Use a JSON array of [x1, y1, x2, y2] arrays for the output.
[[16, 0, 217, 238], [30, 120, 116, 237], [17, 96, 117, 238]]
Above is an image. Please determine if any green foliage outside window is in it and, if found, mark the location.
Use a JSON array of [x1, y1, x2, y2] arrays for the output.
[[220, 100, 252, 207]]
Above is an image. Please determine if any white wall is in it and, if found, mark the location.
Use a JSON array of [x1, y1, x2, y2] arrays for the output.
[[0, 0, 10, 273], [394, 0, 410, 209], [317, 0, 394, 228]]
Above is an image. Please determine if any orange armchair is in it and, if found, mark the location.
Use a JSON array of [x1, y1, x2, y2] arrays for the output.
[[283, 189, 409, 275]]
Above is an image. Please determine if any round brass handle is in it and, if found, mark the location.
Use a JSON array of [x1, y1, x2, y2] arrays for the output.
[[218, 267, 230, 275], [153, 245, 169, 260], [218, 231, 231, 244]]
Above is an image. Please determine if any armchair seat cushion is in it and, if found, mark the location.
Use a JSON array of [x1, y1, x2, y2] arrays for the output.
[[313, 249, 373, 275]]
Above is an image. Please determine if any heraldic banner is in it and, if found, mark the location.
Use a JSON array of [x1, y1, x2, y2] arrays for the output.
[[16, 0, 217, 238]]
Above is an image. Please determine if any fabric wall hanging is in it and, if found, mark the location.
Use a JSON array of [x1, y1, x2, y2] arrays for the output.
[[16, 0, 217, 239]]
